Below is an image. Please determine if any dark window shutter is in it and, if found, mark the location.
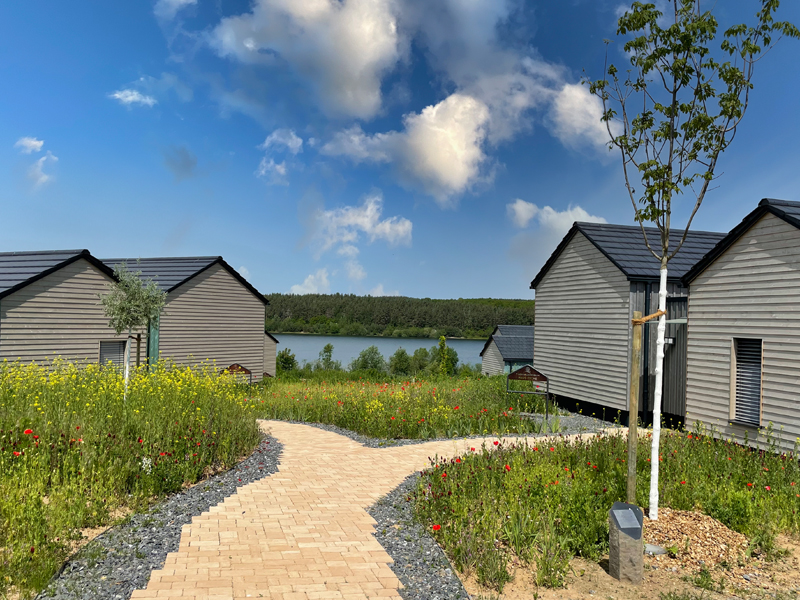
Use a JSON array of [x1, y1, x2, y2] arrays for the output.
[[735, 338, 762, 426], [100, 341, 126, 368]]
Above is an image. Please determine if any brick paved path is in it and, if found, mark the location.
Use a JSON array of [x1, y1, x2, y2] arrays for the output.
[[130, 421, 560, 600]]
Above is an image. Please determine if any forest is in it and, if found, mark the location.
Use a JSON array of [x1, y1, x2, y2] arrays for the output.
[[264, 293, 535, 339]]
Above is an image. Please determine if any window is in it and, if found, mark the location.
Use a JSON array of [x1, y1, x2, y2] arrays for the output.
[[733, 338, 762, 426], [99, 340, 126, 369]]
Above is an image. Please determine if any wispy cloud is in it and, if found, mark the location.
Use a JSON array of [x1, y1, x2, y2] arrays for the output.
[[109, 89, 158, 107], [369, 283, 399, 297], [154, 0, 197, 20], [290, 268, 330, 294], [14, 137, 44, 154], [28, 151, 58, 189], [238, 266, 251, 280], [255, 157, 288, 185], [260, 129, 303, 155]]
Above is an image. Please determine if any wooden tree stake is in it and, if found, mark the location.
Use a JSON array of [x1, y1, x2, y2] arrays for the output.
[[628, 311, 643, 504]]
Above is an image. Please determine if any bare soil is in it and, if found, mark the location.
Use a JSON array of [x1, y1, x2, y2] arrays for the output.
[[461, 509, 800, 600]]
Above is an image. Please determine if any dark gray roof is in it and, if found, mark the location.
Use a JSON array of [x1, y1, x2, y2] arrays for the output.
[[480, 325, 534, 359], [531, 222, 726, 289], [102, 256, 268, 306], [493, 335, 534, 362], [0, 250, 115, 300], [496, 325, 534, 337], [102, 257, 220, 292], [683, 198, 800, 284]]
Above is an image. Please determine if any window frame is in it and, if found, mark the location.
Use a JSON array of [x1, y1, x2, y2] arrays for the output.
[[729, 337, 763, 428]]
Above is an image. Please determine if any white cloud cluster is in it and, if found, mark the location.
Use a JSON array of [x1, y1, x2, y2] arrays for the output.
[[507, 200, 607, 233], [208, 0, 618, 203], [256, 158, 288, 184], [322, 93, 490, 204], [212, 0, 403, 119], [369, 283, 399, 297], [260, 128, 303, 155], [14, 137, 58, 189], [256, 128, 304, 184], [290, 268, 330, 294], [109, 89, 158, 107], [14, 137, 44, 154]]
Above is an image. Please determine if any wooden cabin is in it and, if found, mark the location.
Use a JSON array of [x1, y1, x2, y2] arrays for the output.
[[530, 223, 724, 422], [480, 325, 534, 375]]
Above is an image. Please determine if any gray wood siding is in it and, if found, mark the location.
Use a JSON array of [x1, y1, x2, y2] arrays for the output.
[[534, 232, 631, 410], [0, 259, 135, 364], [158, 263, 266, 381], [685, 213, 800, 452], [264, 334, 277, 377], [481, 340, 504, 375]]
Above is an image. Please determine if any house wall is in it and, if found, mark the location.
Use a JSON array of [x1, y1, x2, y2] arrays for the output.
[[533, 232, 631, 411], [264, 334, 277, 377], [685, 213, 800, 452], [157, 263, 266, 381], [0, 258, 137, 364], [481, 339, 504, 375]]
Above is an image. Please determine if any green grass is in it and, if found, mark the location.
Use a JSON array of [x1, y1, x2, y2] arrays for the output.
[[0, 360, 261, 598], [414, 428, 800, 591], [256, 375, 553, 440]]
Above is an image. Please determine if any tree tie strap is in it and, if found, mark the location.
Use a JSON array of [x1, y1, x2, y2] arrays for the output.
[[632, 309, 666, 326]]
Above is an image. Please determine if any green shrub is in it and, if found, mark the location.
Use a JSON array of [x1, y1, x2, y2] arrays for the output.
[[276, 347, 298, 373], [349, 345, 387, 373], [389, 348, 412, 375]]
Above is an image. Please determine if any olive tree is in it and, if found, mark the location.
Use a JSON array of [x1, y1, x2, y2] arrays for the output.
[[589, 0, 797, 519], [99, 262, 166, 399]]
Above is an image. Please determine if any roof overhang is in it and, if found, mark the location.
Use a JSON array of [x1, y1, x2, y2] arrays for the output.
[[681, 198, 800, 285]]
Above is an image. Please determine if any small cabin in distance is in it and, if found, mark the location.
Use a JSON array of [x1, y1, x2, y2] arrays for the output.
[[480, 325, 534, 375]]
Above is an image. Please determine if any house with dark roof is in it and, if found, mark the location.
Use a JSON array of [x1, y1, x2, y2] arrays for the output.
[[480, 325, 534, 375], [0, 250, 277, 379], [680, 199, 800, 452], [530, 222, 725, 422]]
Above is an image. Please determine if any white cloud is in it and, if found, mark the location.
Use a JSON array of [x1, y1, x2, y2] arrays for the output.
[[15, 137, 44, 154], [238, 266, 251, 279], [256, 157, 288, 184], [323, 93, 491, 204], [508, 200, 607, 235], [290, 268, 330, 294], [260, 128, 303, 155], [211, 0, 403, 119], [345, 259, 366, 281], [549, 83, 619, 151], [154, 0, 197, 20], [313, 192, 412, 255], [369, 283, 399, 297], [507, 198, 539, 229], [109, 89, 158, 107], [28, 151, 58, 189]]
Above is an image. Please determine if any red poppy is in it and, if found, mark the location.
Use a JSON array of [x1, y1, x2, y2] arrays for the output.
[[747, 483, 753, 487], [470, 447, 475, 452], [76, 426, 80, 430], [549, 447, 554, 452], [493, 441, 499, 446], [455, 458, 461, 463], [504, 464, 511, 472], [23, 429, 33, 435], [454, 405, 460, 410], [33, 435, 39, 440], [160, 452, 166, 456], [441, 472, 447, 478], [765, 486, 771, 491], [391, 417, 395, 420], [13, 451, 21, 456], [432, 524, 441, 531], [680, 481, 686, 485], [138, 438, 143, 444]]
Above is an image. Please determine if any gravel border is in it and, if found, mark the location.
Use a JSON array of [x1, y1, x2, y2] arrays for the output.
[[37, 436, 282, 600], [280, 411, 619, 449], [368, 475, 469, 600]]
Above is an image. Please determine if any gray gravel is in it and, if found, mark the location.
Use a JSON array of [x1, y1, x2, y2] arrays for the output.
[[369, 475, 469, 600], [37, 436, 282, 600]]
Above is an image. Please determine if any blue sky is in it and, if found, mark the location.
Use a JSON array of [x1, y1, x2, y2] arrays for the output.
[[2, 1, 799, 299]]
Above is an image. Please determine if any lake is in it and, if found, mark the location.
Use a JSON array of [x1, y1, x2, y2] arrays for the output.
[[273, 334, 486, 368]]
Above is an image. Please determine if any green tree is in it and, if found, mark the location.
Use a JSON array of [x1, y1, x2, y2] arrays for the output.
[[315, 343, 342, 371], [276, 348, 298, 373], [429, 336, 458, 376], [589, 0, 798, 519], [410, 347, 430, 373], [389, 347, 412, 375], [349, 345, 387, 373], [99, 262, 166, 400]]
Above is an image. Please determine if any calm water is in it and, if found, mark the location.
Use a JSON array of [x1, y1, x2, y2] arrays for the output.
[[274, 334, 485, 368]]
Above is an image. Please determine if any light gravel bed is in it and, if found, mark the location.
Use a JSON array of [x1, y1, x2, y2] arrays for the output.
[[36, 436, 282, 600]]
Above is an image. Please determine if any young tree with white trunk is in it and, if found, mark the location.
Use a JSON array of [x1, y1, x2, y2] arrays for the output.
[[589, 0, 797, 519], [100, 262, 166, 400]]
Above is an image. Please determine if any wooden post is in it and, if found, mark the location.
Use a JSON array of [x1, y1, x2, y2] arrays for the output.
[[627, 311, 643, 504], [136, 334, 142, 368]]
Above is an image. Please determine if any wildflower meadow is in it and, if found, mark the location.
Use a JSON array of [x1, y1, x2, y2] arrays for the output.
[[414, 429, 800, 591], [0, 360, 261, 597]]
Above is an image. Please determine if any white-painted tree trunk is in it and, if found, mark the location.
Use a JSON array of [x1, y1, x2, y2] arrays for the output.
[[648, 265, 668, 520], [124, 328, 132, 402]]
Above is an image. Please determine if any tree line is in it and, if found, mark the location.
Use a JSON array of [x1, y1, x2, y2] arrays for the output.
[[265, 293, 535, 339]]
